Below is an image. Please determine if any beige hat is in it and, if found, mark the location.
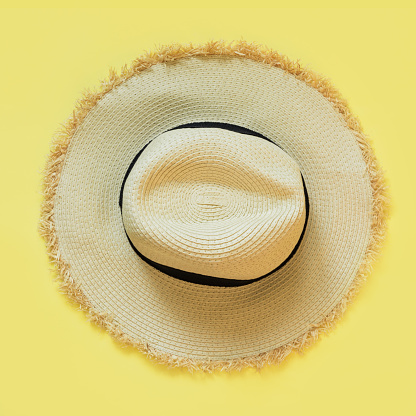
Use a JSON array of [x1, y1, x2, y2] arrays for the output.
[[40, 40, 388, 371]]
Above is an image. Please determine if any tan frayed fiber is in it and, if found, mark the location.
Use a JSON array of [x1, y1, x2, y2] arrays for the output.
[[39, 40, 389, 372]]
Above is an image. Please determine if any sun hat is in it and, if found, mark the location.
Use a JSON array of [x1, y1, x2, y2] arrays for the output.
[[40, 40, 389, 371]]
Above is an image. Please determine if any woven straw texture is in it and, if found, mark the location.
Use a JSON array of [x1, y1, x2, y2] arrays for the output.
[[40, 41, 388, 371], [122, 128, 306, 280]]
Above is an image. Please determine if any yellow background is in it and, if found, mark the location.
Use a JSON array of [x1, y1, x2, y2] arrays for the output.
[[1, 6, 415, 416]]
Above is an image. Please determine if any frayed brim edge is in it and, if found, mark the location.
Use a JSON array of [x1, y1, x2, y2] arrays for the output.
[[39, 40, 390, 373]]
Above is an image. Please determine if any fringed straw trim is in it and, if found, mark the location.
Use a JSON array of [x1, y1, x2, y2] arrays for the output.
[[39, 40, 389, 372]]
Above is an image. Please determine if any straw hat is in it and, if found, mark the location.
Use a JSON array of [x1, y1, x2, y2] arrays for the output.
[[40, 40, 388, 371]]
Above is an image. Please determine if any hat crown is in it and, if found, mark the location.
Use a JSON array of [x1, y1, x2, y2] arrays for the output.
[[122, 128, 306, 281]]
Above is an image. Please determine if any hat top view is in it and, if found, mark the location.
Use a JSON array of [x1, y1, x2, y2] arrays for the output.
[[40, 40, 388, 371]]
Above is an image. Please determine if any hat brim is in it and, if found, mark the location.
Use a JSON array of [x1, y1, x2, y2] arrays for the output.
[[40, 41, 388, 371]]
